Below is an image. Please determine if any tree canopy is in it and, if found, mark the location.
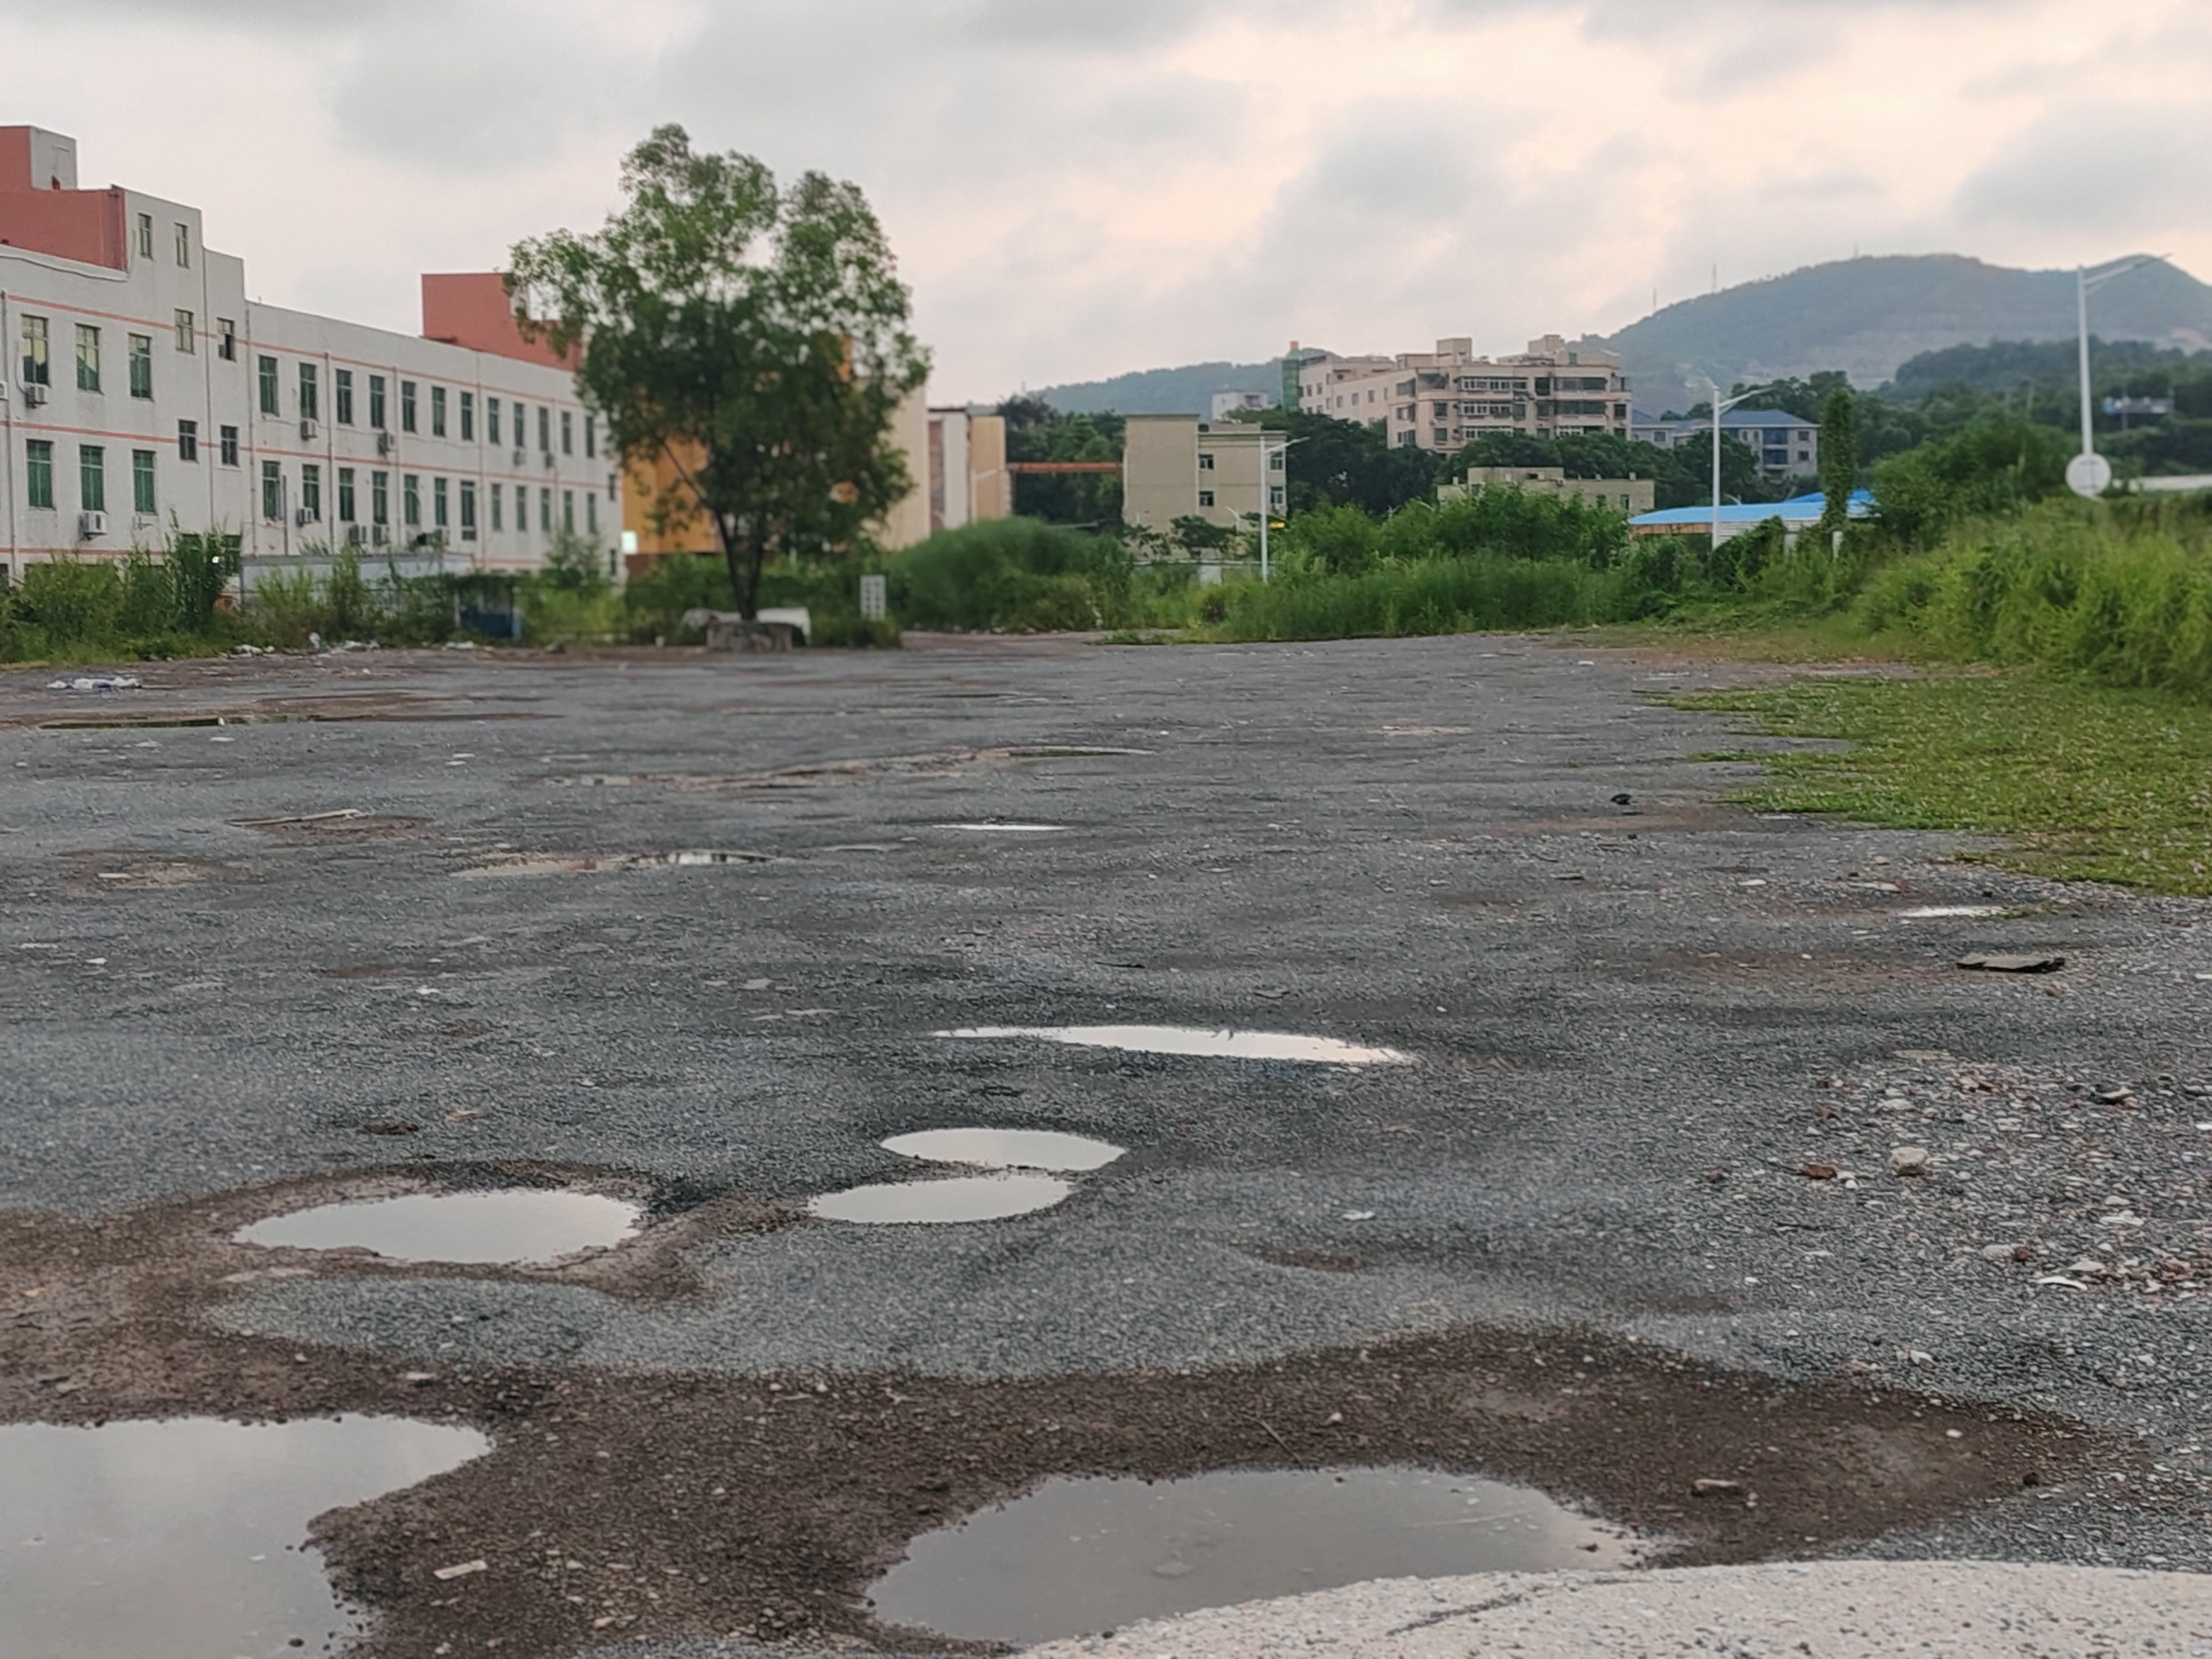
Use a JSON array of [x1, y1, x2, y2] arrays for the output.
[[509, 126, 928, 617]]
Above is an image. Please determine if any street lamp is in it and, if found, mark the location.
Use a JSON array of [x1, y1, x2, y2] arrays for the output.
[[1254, 432, 1302, 580], [2070, 255, 2163, 498], [1698, 377, 1774, 545]]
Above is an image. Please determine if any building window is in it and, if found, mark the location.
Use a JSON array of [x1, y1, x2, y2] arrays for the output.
[[80, 445, 106, 512], [371, 471, 389, 525], [334, 368, 354, 425], [1197, 452, 1215, 471], [431, 384, 446, 438], [174, 309, 195, 352], [369, 375, 387, 430], [562, 489, 574, 532], [136, 212, 153, 259], [219, 425, 239, 466], [217, 319, 236, 361], [1269, 449, 1284, 471], [178, 420, 198, 463], [301, 463, 321, 520], [491, 481, 503, 531], [133, 449, 158, 515], [298, 362, 318, 423], [586, 493, 598, 534], [76, 324, 101, 392], [21, 315, 49, 385], [459, 480, 477, 540], [401, 380, 418, 433], [174, 222, 190, 267], [1270, 486, 1285, 511], [129, 334, 153, 398], [434, 475, 449, 528], [403, 474, 421, 527], [1197, 489, 1215, 508], [560, 410, 573, 455], [258, 355, 280, 415], [337, 467, 356, 521], [261, 460, 283, 520], [25, 439, 53, 509], [584, 415, 595, 458], [460, 390, 474, 442], [538, 406, 550, 453], [487, 397, 501, 447], [539, 485, 551, 531]]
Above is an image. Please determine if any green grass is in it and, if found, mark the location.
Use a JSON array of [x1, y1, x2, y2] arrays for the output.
[[1672, 674, 2212, 895]]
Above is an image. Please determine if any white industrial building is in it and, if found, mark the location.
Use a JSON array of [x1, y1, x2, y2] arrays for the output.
[[0, 126, 614, 581]]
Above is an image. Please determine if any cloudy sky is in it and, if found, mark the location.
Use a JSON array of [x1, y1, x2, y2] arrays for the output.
[[9, 0, 2209, 400]]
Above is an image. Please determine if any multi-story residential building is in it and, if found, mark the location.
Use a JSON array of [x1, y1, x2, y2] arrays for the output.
[[1631, 408, 1818, 481], [1294, 335, 1631, 452], [0, 126, 615, 581], [1121, 414, 1285, 534]]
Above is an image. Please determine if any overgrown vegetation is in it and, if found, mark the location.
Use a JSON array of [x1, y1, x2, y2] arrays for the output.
[[1672, 674, 2212, 896]]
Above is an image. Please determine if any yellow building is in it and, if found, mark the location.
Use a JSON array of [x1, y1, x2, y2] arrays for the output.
[[1438, 466, 1654, 515]]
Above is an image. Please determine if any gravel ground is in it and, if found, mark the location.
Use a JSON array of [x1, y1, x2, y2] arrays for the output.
[[4, 632, 2210, 1653], [1012, 1560, 2212, 1658]]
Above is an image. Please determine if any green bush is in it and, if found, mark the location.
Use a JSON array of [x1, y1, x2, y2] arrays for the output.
[[19, 558, 125, 645], [1214, 556, 1615, 642], [886, 518, 1135, 631]]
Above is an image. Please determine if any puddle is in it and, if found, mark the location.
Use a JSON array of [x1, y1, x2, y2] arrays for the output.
[[934, 822, 1067, 833], [868, 1465, 1640, 1644], [1898, 905, 2006, 919], [456, 849, 776, 877], [0, 1414, 486, 1659], [238, 1189, 642, 1264], [883, 1127, 1126, 1171], [808, 1172, 1072, 1224], [939, 1025, 1410, 1065]]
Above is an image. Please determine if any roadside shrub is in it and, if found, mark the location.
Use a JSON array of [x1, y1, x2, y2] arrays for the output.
[[885, 518, 1138, 631], [19, 558, 124, 645], [1214, 555, 1612, 642]]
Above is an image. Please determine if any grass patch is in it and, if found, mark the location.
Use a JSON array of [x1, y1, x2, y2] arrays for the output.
[[1671, 674, 2212, 896]]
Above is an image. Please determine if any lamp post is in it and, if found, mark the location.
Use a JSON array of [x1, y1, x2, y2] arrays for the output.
[[2070, 255, 2163, 498], [1699, 378, 1773, 546], [1255, 432, 1301, 580]]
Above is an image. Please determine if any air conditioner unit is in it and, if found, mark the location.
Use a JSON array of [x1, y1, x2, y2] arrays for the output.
[[346, 525, 366, 548], [78, 511, 107, 538], [21, 381, 46, 407], [295, 507, 315, 526], [511, 449, 526, 467], [542, 452, 556, 469], [370, 525, 390, 546], [300, 418, 318, 441], [376, 430, 394, 455]]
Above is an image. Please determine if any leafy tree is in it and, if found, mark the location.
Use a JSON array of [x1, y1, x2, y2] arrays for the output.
[[1232, 408, 1436, 515], [1815, 388, 1858, 539], [1440, 427, 1771, 510], [999, 398, 1124, 524], [509, 126, 928, 618]]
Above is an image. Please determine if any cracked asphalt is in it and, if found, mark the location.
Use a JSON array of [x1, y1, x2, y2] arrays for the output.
[[4, 631, 2211, 1655]]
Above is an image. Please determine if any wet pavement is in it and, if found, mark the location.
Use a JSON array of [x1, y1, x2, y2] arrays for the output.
[[2, 633, 2211, 1655], [867, 1465, 1641, 1644]]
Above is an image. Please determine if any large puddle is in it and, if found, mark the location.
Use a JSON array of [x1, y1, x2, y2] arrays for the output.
[[0, 1415, 487, 1659], [869, 1465, 1640, 1644], [883, 1127, 1126, 1171], [238, 1189, 642, 1264], [939, 1025, 1410, 1065], [808, 1172, 1073, 1224]]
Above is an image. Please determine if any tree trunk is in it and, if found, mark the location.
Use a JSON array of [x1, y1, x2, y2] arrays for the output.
[[714, 513, 763, 623]]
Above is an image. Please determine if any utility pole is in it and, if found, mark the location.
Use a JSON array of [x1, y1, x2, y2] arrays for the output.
[[2070, 255, 2163, 498], [1701, 378, 1773, 546]]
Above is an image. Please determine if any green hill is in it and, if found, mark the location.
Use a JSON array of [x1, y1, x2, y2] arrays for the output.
[[1033, 358, 1285, 416]]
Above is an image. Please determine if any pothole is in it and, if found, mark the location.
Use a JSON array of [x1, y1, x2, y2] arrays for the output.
[[237, 1190, 643, 1264], [934, 822, 1067, 833], [807, 1173, 1073, 1224], [883, 1128, 1125, 1171], [1897, 905, 2008, 919], [868, 1464, 1646, 1645], [455, 850, 776, 877], [939, 1025, 1410, 1065], [0, 1414, 486, 1658]]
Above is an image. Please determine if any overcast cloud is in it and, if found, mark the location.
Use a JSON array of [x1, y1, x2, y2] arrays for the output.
[[6, 0, 2207, 398]]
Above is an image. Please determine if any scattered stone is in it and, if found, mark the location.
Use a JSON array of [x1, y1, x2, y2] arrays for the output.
[[433, 1559, 488, 1581], [1957, 953, 2065, 973], [1980, 1243, 2022, 1261], [2094, 1085, 2134, 1105], [1890, 1147, 1932, 1177], [1691, 1478, 1743, 1497], [1799, 1163, 1838, 1180]]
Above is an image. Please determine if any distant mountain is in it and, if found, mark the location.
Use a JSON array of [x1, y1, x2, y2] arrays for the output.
[[1598, 254, 2212, 411], [1033, 358, 1284, 416]]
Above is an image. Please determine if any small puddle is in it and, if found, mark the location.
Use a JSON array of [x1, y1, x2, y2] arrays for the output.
[[238, 1189, 642, 1264], [1897, 905, 2006, 919], [869, 1465, 1640, 1644], [808, 1173, 1072, 1224], [0, 1414, 486, 1658], [939, 1025, 1410, 1065], [934, 822, 1066, 833], [883, 1127, 1125, 1171], [457, 850, 774, 877]]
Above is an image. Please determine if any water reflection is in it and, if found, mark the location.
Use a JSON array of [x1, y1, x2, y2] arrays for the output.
[[883, 1128, 1125, 1172], [238, 1189, 641, 1265], [939, 1025, 1409, 1065], [808, 1172, 1072, 1224]]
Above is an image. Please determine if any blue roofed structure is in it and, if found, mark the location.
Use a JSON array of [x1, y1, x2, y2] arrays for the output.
[[1629, 489, 1873, 543]]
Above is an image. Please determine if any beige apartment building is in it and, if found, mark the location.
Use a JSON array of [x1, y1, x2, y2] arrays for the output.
[[1121, 415, 1285, 534], [1438, 466, 1655, 515], [1296, 334, 1630, 453]]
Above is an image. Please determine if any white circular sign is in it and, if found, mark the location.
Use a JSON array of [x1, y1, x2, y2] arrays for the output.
[[2066, 451, 2113, 498]]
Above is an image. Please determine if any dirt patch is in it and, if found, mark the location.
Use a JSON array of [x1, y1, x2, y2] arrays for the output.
[[59, 852, 229, 894], [235, 811, 434, 844], [0, 1173, 2131, 1658]]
